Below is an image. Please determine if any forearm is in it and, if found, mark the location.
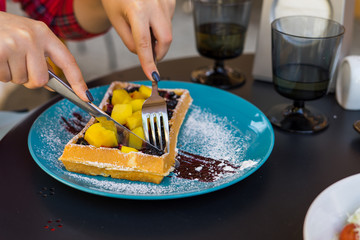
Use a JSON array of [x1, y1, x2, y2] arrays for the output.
[[73, 0, 111, 34]]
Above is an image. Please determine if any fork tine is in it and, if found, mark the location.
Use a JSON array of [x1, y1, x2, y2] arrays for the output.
[[162, 113, 170, 152], [142, 114, 150, 143], [142, 105, 170, 152], [149, 114, 157, 147], [155, 113, 164, 150], [142, 108, 170, 151]]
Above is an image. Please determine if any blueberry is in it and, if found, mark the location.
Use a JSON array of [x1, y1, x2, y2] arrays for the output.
[[126, 87, 139, 93], [105, 104, 113, 115], [142, 146, 164, 156], [167, 110, 173, 119], [159, 90, 167, 98], [167, 99, 177, 109], [168, 91, 176, 99], [76, 138, 89, 145]]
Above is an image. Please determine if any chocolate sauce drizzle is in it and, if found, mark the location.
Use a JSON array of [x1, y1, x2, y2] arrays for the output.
[[60, 112, 87, 135], [174, 149, 240, 182]]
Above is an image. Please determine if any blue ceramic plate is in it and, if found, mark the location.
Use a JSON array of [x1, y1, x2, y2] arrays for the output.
[[28, 81, 274, 200]]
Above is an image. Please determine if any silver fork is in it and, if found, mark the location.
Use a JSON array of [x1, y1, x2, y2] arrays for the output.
[[141, 73, 170, 152], [141, 31, 170, 152]]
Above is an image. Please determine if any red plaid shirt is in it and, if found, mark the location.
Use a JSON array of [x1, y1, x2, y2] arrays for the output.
[[0, 0, 103, 40]]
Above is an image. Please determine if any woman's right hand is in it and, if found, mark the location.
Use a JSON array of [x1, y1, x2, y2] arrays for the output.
[[100, 0, 176, 81], [0, 12, 90, 102]]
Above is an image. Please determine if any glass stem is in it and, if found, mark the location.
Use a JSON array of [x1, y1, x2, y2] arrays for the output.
[[294, 100, 304, 108], [214, 60, 226, 75], [292, 100, 305, 114]]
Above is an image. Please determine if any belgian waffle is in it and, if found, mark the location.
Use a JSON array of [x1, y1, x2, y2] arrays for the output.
[[59, 81, 192, 184]]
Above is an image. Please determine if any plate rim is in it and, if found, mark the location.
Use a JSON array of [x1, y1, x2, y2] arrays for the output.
[[28, 80, 275, 200]]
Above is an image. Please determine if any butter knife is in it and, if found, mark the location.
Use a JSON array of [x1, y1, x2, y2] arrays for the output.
[[47, 70, 163, 155]]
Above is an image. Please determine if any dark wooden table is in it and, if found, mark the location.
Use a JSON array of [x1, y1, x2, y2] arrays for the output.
[[2, 55, 360, 240]]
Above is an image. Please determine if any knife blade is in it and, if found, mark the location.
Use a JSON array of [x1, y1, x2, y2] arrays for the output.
[[47, 70, 163, 156]]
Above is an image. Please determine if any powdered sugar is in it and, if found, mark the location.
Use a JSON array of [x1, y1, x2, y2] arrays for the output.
[[239, 160, 259, 171], [178, 105, 250, 162], [31, 102, 88, 171], [64, 171, 205, 196]]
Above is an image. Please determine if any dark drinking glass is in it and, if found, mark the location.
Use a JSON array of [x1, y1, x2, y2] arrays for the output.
[[268, 16, 344, 133], [191, 0, 252, 89]]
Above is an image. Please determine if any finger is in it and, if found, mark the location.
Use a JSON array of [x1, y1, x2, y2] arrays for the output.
[[24, 50, 48, 89], [161, 0, 176, 19], [149, 16, 173, 61], [151, 0, 175, 60], [111, 18, 137, 54], [130, 16, 158, 81], [44, 37, 90, 102], [0, 60, 12, 83], [7, 51, 28, 85]]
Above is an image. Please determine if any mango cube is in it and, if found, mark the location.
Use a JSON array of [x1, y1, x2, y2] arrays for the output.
[[120, 146, 138, 153], [130, 90, 147, 99], [129, 126, 145, 150], [96, 117, 117, 133], [111, 104, 132, 125], [130, 98, 145, 112], [84, 123, 118, 148], [112, 89, 131, 105], [126, 111, 142, 130], [139, 85, 152, 98]]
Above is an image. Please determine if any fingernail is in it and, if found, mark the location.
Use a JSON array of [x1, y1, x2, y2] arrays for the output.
[[151, 71, 160, 82], [86, 90, 94, 102]]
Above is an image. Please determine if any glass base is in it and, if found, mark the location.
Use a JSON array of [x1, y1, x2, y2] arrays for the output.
[[191, 65, 245, 90], [267, 103, 328, 134]]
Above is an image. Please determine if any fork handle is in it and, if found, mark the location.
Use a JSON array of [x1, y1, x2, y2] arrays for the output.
[[151, 71, 161, 96], [150, 28, 160, 86]]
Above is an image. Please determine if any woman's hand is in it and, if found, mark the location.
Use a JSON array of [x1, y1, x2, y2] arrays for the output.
[[101, 0, 176, 80], [0, 12, 90, 102]]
